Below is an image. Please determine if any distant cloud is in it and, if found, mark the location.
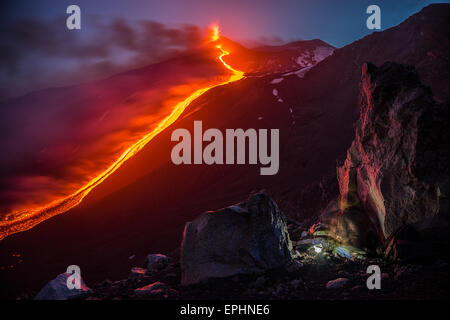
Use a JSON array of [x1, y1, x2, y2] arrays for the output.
[[0, 15, 205, 100], [241, 35, 301, 48]]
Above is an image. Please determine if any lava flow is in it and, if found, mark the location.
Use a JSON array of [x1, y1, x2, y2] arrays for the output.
[[0, 25, 245, 240]]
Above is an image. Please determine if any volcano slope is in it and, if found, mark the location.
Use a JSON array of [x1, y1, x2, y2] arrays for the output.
[[0, 34, 333, 298], [0, 47, 232, 225], [0, 4, 449, 299]]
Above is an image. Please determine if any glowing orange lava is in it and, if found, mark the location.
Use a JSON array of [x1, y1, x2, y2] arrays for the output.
[[0, 26, 245, 240], [210, 23, 220, 42]]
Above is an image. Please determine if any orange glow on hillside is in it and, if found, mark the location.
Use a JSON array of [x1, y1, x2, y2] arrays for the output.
[[0, 25, 245, 240]]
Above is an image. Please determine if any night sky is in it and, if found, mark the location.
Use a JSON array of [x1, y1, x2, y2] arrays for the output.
[[1, 0, 448, 98], [2, 0, 447, 46]]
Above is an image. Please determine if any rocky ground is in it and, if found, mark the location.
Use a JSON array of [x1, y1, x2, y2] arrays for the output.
[[28, 214, 450, 300]]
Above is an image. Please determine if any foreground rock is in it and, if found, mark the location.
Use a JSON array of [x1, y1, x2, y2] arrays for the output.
[[134, 281, 168, 296], [325, 278, 349, 289], [180, 192, 295, 285], [144, 254, 170, 273], [35, 273, 91, 300], [128, 267, 147, 279], [328, 62, 449, 248]]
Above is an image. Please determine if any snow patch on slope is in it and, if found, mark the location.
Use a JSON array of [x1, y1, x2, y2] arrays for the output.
[[296, 54, 313, 67], [313, 46, 334, 63], [283, 66, 313, 78], [272, 88, 283, 103], [270, 78, 284, 84]]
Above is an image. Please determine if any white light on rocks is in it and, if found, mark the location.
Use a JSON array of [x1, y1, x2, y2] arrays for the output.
[[314, 245, 323, 253]]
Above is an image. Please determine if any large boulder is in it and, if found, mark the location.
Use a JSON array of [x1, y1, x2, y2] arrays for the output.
[[335, 62, 450, 243], [35, 272, 91, 300], [180, 192, 295, 285]]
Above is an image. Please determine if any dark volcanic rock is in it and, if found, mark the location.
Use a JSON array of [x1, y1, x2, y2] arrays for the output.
[[144, 254, 170, 273], [134, 281, 168, 297], [325, 278, 349, 289], [35, 272, 91, 300], [128, 267, 147, 279], [180, 192, 295, 285], [384, 218, 450, 263], [335, 62, 450, 243]]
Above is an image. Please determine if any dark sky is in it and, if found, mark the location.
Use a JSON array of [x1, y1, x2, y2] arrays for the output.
[[2, 0, 447, 46], [1, 0, 448, 99]]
